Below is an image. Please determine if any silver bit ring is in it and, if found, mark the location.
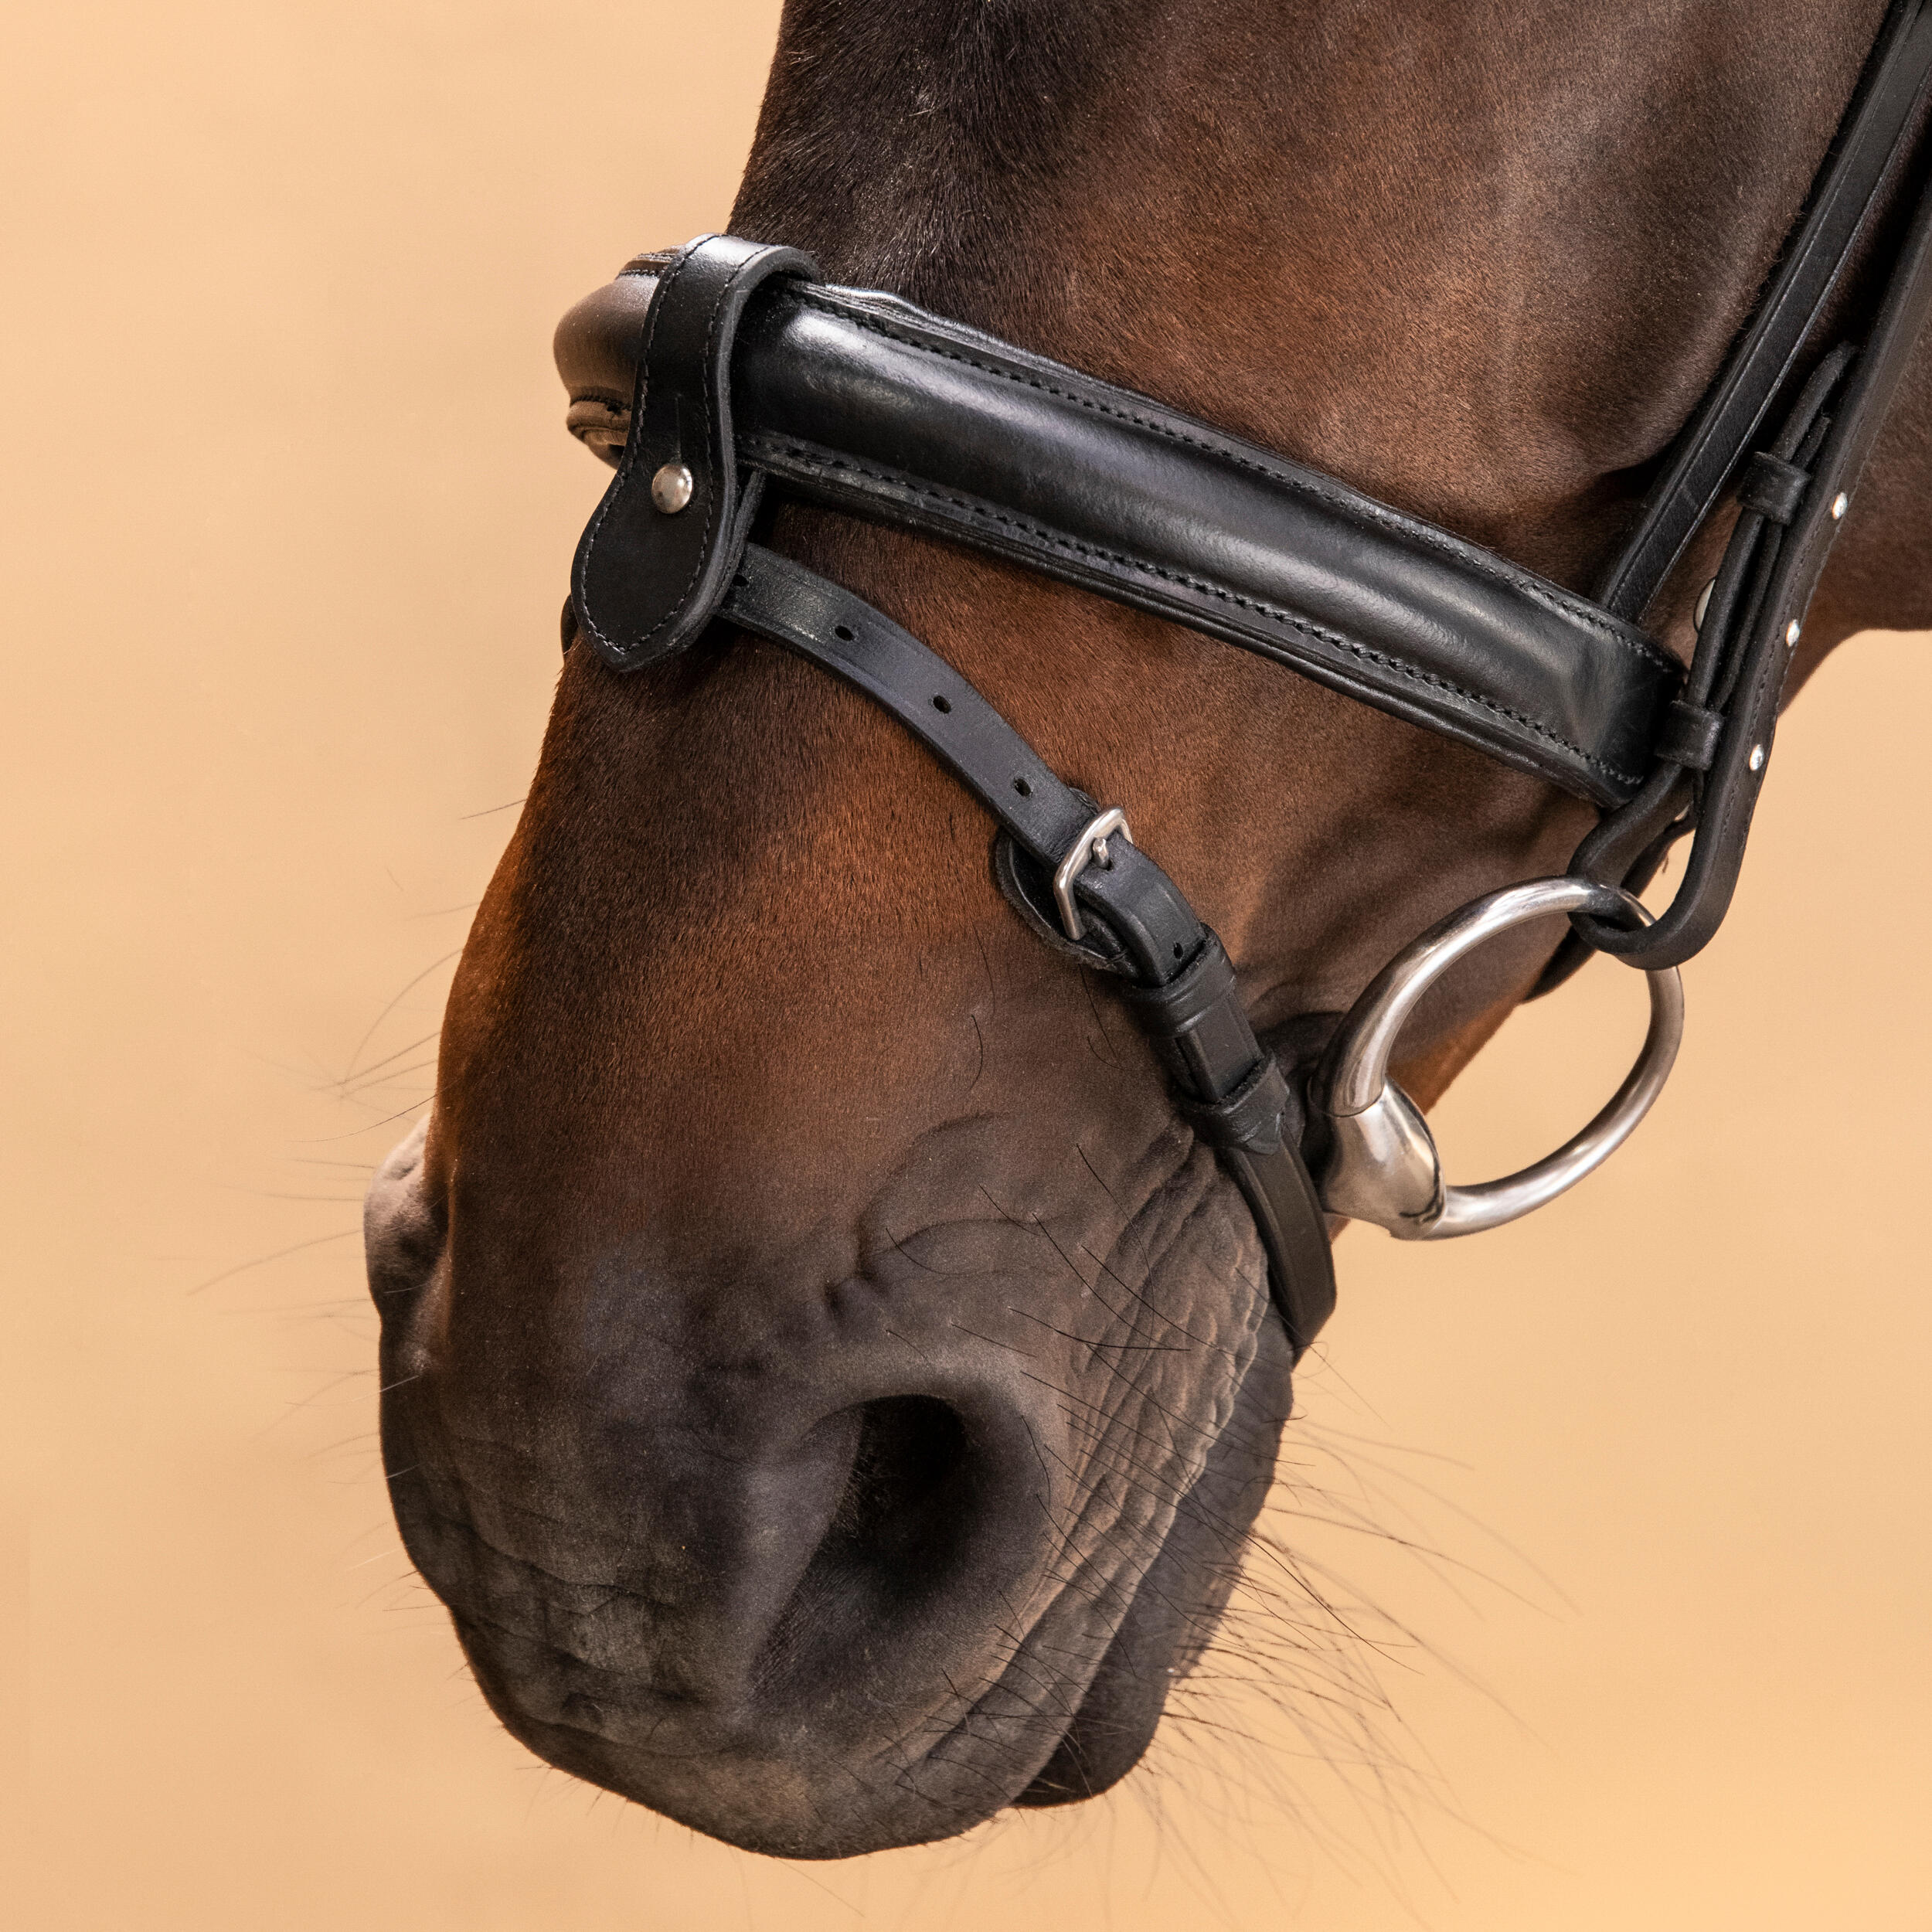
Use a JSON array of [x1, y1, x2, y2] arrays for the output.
[[1311, 877, 1684, 1240]]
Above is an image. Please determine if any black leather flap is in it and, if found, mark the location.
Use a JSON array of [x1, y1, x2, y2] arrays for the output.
[[570, 236, 817, 671]]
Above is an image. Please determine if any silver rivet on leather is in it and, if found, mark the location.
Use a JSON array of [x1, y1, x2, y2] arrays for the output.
[[651, 463, 695, 514]]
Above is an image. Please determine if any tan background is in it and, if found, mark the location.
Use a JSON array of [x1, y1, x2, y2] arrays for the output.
[[7, 2, 1929, 1926]]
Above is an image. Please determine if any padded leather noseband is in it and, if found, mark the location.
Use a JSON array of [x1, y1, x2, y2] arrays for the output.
[[565, 253, 1676, 808]]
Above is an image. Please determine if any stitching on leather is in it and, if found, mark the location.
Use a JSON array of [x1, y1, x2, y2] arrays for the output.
[[577, 247, 743, 661], [791, 291, 1675, 674], [750, 435, 1645, 790]]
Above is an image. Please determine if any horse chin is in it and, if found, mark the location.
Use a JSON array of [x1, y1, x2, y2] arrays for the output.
[[364, 1112, 1295, 1858]]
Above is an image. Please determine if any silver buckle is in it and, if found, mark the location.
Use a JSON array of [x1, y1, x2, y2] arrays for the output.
[[1052, 808, 1134, 941]]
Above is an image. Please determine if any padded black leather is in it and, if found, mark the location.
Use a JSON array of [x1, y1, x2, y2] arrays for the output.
[[561, 260, 1679, 807]]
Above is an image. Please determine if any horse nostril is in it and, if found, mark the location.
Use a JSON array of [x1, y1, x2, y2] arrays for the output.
[[821, 1396, 970, 1583]]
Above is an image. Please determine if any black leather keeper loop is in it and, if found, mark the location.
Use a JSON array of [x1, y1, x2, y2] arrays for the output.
[[1737, 451, 1811, 524], [1180, 1055, 1290, 1155], [573, 236, 818, 670], [1119, 932, 1260, 1100], [1654, 698, 1725, 770]]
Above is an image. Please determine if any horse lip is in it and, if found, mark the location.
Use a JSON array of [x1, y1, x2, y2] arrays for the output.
[[423, 1468, 1121, 1827], [457, 1622, 746, 1757], [468, 1629, 1080, 1846], [453, 1590, 1060, 1850]]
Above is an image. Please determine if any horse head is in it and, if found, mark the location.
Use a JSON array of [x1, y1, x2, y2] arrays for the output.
[[365, 0, 1929, 1858]]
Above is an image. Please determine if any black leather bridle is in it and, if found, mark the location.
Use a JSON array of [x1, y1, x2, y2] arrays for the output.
[[560, 0, 1932, 1359]]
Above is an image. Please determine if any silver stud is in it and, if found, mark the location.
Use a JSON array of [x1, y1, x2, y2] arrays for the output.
[[1748, 743, 1766, 772], [1830, 492, 1849, 521], [1785, 619, 1802, 649], [1692, 577, 1715, 632], [651, 463, 695, 514]]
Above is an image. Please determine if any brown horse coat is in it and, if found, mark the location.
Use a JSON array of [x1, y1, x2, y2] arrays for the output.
[[366, 0, 1928, 1859]]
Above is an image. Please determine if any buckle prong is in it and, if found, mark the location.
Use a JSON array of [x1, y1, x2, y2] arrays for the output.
[[1053, 808, 1134, 941]]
